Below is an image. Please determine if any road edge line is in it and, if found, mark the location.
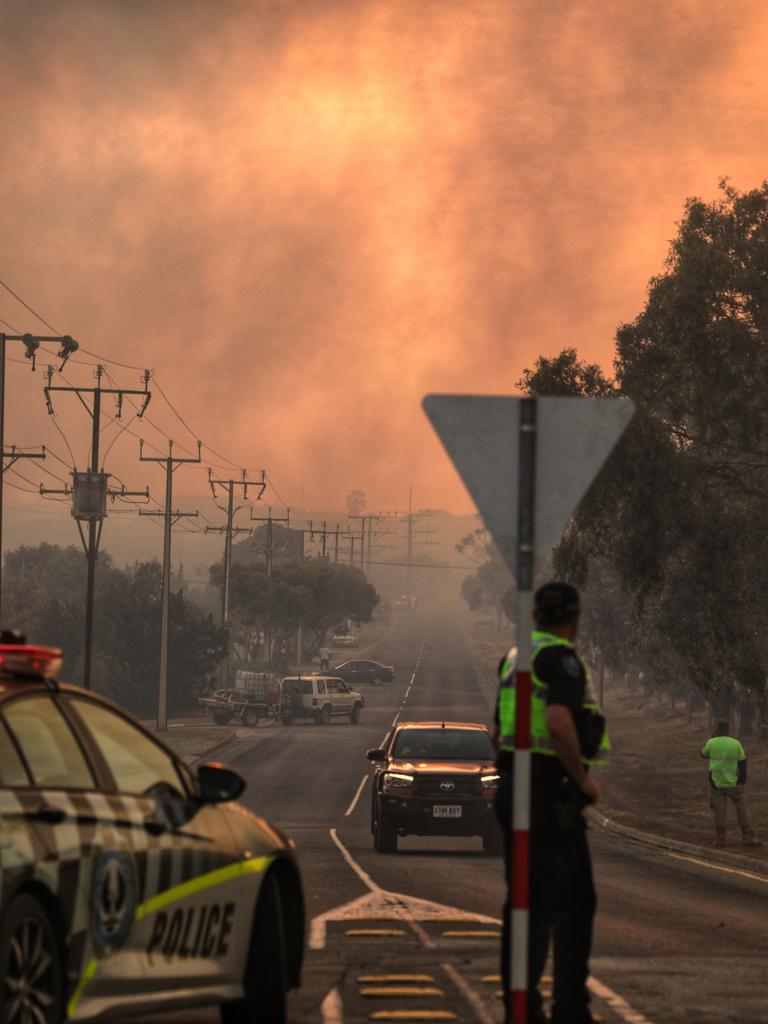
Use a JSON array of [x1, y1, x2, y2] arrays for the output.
[[588, 808, 768, 880]]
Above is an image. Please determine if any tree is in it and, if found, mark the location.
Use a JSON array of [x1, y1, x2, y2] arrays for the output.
[[456, 527, 513, 627], [518, 181, 768, 724], [210, 557, 379, 663], [3, 543, 227, 715]]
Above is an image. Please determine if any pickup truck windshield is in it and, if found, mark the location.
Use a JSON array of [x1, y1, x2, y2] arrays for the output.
[[392, 729, 493, 761]]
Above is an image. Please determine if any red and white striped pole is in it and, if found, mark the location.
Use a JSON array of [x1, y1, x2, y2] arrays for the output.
[[507, 397, 537, 1024]]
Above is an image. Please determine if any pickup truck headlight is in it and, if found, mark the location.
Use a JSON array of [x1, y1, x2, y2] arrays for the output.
[[480, 774, 501, 789], [383, 772, 414, 790]]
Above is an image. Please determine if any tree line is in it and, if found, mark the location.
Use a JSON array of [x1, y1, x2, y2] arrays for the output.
[[3, 536, 379, 715], [3, 542, 226, 716], [465, 180, 768, 734]]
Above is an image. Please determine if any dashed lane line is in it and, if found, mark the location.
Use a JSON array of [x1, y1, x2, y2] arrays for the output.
[[345, 775, 369, 816]]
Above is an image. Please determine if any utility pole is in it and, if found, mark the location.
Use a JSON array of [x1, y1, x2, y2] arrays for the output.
[[249, 506, 290, 668], [348, 515, 368, 572], [0, 332, 77, 623], [249, 506, 291, 577], [44, 364, 150, 689], [407, 486, 414, 589], [206, 470, 265, 685], [349, 513, 389, 578], [139, 440, 201, 731], [334, 523, 340, 563]]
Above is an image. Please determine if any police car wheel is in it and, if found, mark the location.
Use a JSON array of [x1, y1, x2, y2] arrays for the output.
[[221, 871, 287, 1024], [0, 892, 64, 1024]]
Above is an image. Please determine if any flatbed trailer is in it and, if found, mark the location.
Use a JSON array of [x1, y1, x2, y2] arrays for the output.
[[198, 671, 281, 726]]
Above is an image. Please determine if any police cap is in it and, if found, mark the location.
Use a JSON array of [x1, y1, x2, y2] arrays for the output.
[[534, 582, 580, 627]]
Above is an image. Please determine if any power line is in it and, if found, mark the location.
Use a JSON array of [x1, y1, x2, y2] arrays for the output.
[[0, 276, 60, 334], [0, 277, 268, 488]]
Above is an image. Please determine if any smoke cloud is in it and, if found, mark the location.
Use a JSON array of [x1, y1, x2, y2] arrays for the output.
[[1, 0, 766, 513]]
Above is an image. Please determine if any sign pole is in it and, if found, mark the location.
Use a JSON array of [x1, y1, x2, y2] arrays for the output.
[[508, 396, 537, 1023]]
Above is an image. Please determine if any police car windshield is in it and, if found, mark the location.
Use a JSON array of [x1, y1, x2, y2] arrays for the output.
[[392, 729, 493, 761]]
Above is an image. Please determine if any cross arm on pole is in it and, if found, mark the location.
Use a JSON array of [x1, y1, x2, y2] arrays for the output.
[[2, 445, 46, 473], [140, 439, 202, 466], [139, 509, 200, 526]]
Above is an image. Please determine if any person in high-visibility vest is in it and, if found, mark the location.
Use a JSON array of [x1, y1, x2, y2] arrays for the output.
[[493, 582, 607, 1024], [700, 721, 762, 848]]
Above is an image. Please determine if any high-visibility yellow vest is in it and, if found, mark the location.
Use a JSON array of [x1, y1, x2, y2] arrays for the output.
[[497, 630, 610, 764]]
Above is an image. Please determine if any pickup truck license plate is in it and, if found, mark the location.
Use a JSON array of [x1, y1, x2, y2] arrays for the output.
[[433, 805, 462, 818]]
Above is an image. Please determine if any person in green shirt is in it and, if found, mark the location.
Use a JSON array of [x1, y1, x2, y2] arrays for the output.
[[700, 721, 761, 848]]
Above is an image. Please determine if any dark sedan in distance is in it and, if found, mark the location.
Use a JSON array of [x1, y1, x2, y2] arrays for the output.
[[331, 659, 395, 686]]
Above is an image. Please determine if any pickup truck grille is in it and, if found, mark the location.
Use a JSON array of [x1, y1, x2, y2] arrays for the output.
[[416, 777, 478, 798]]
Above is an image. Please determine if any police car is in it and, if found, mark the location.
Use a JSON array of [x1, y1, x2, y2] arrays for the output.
[[0, 634, 304, 1023]]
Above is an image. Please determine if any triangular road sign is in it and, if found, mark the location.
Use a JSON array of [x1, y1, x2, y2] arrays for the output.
[[423, 395, 635, 576]]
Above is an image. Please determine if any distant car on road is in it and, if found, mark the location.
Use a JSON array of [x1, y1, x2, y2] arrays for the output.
[[331, 633, 359, 648], [0, 634, 305, 1023], [332, 659, 395, 687], [280, 675, 364, 724], [366, 721, 502, 854]]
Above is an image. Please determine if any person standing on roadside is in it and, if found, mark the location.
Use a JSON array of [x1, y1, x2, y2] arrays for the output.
[[701, 721, 762, 848], [493, 582, 609, 1024], [319, 644, 331, 671]]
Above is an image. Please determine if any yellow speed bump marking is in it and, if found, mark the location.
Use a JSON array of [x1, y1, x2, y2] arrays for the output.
[[361, 987, 444, 998], [358, 975, 436, 984], [346, 928, 407, 937], [441, 929, 501, 939], [369, 1013, 457, 1022], [481, 975, 500, 983]]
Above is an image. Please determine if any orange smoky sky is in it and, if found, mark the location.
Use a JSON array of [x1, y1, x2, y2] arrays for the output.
[[2, 0, 768, 517]]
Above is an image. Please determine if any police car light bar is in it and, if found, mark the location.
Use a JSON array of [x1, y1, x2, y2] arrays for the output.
[[0, 645, 63, 680]]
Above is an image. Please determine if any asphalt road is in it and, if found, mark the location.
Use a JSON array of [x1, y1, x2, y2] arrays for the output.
[[124, 605, 768, 1024]]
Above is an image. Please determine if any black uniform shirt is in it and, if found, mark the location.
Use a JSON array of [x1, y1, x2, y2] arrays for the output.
[[496, 642, 587, 780]]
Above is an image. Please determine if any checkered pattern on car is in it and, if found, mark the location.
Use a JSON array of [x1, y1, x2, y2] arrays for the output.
[[0, 788, 239, 1003]]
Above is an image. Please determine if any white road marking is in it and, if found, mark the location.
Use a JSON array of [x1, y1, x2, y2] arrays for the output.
[[391, 711, 400, 728], [588, 976, 656, 1024], [330, 827, 381, 892], [320, 986, 344, 1024], [313, 830, 498, 950], [345, 775, 369, 817], [441, 963, 495, 1024]]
